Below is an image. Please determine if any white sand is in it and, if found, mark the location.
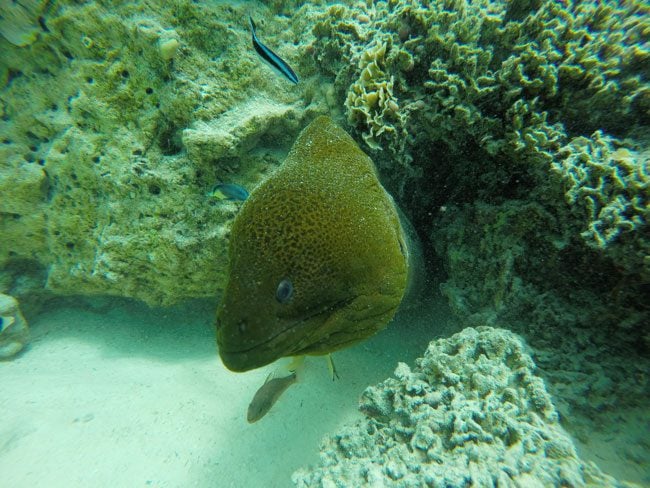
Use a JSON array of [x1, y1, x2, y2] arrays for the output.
[[0, 296, 453, 487]]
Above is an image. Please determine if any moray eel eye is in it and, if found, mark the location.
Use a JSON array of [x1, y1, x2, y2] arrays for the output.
[[275, 278, 293, 304]]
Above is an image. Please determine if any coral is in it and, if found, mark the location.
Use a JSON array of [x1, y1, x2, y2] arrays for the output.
[[432, 200, 649, 430], [310, 0, 649, 218], [217, 117, 408, 371], [0, 293, 29, 359], [311, 0, 650, 439], [344, 40, 409, 155], [554, 132, 650, 277], [432, 200, 571, 326], [0, 1, 313, 305], [293, 327, 620, 487]]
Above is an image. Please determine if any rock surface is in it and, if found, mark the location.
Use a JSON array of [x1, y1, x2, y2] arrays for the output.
[[0, 1, 320, 305], [0, 293, 29, 359], [293, 327, 623, 487]]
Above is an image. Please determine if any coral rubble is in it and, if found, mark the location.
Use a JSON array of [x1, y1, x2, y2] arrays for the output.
[[293, 327, 620, 487]]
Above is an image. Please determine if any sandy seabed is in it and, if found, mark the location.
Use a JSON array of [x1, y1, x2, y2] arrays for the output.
[[3, 295, 646, 487], [0, 296, 450, 487]]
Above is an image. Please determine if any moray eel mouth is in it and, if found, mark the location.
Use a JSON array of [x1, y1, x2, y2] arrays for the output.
[[217, 296, 358, 372]]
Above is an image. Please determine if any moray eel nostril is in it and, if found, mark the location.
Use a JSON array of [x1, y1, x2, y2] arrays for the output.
[[216, 116, 411, 372]]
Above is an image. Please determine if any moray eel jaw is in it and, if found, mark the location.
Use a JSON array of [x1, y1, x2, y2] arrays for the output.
[[217, 300, 340, 372], [217, 289, 402, 372], [216, 116, 409, 372]]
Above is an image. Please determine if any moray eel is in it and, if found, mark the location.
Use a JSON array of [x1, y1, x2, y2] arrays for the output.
[[216, 116, 412, 372]]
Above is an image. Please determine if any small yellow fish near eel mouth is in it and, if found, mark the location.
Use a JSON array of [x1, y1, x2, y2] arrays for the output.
[[246, 370, 298, 423]]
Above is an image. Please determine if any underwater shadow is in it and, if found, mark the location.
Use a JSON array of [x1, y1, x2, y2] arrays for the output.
[[188, 294, 461, 487], [28, 295, 218, 363]]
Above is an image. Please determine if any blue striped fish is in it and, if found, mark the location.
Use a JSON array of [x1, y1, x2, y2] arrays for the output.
[[249, 16, 299, 84]]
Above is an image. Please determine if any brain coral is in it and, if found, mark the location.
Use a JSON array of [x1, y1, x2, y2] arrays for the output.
[[293, 327, 619, 487]]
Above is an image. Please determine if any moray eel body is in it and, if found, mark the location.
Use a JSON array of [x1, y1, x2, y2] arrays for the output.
[[216, 116, 411, 372]]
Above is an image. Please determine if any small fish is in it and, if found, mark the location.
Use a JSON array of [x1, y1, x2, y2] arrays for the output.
[[326, 353, 339, 381], [0, 316, 15, 333], [249, 16, 299, 84], [208, 183, 249, 201], [247, 371, 297, 423]]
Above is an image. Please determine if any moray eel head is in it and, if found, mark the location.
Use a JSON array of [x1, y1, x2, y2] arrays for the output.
[[216, 116, 409, 372]]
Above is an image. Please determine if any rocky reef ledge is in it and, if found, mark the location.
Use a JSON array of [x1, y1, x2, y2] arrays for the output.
[[293, 327, 627, 487]]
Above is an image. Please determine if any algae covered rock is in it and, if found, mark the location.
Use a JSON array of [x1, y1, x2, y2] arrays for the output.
[[293, 327, 621, 487], [0, 293, 29, 359], [0, 1, 313, 305], [0, 0, 49, 47]]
